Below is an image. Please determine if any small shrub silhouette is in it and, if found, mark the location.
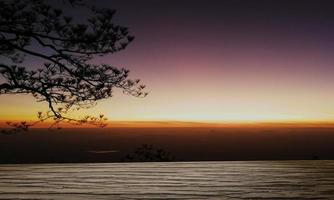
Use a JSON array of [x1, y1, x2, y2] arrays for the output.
[[123, 144, 175, 162]]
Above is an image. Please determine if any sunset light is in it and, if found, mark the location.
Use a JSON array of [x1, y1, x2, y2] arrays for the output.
[[1, 1, 334, 199]]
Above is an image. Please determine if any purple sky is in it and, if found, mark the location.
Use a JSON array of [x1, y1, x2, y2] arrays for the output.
[[2, 0, 334, 122]]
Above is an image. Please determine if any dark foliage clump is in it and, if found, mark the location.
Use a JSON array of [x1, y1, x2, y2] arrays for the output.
[[123, 144, 175, 162]]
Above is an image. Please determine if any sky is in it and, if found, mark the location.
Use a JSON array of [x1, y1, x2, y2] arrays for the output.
[[1, 0, 334, 124]]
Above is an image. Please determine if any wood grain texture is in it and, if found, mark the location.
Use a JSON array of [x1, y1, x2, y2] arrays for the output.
[[0, 160, 333, 199]]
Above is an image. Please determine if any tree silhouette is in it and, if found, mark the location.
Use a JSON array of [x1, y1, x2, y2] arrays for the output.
[[0, 0, 147, 132], [123, 144, 175, 162]]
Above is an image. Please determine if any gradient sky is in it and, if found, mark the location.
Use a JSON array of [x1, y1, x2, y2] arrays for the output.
[[1, 0, 334, 123]]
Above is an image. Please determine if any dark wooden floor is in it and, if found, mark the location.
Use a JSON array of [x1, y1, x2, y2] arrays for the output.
[[0, 160, 333, 199]]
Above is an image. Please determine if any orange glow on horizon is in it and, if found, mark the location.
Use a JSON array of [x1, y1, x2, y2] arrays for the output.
[[2, 119, 334, 129], [1, 91, 334, 127]]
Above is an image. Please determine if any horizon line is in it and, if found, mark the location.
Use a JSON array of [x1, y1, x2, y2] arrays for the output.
[[2, 120, 334, 128]]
